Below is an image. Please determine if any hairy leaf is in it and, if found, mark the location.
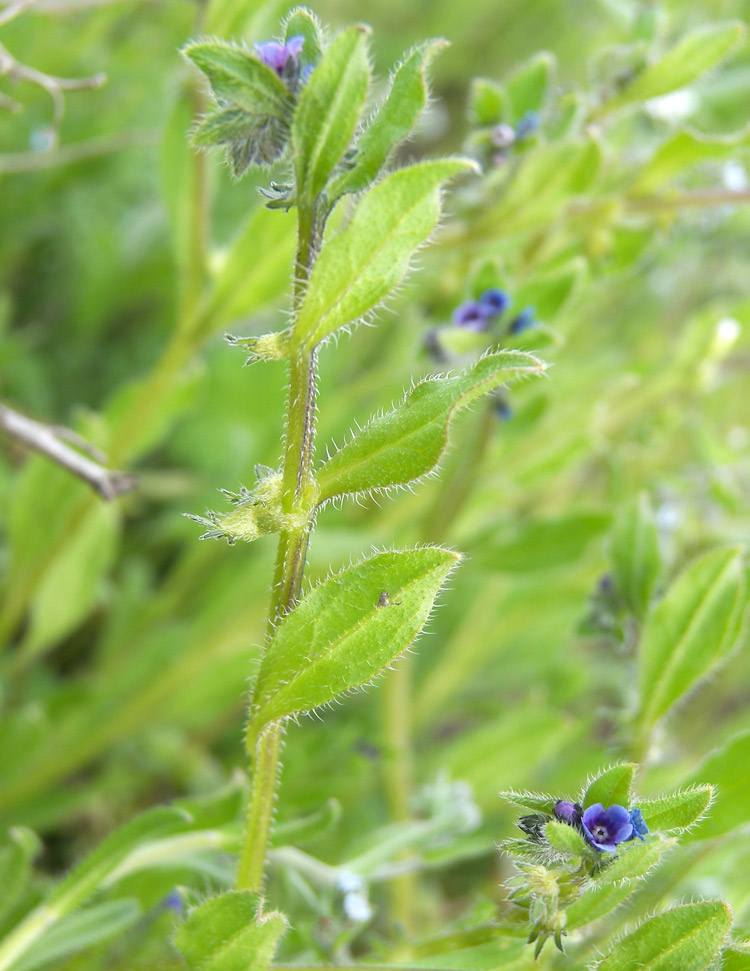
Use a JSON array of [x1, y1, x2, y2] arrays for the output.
[[175, 892, 286, 971], [249, 548, 459, 735], [330, 40, 446, 198], [637, 546, 747, 728], [506, 51, 555, 119], [681, 733, 750, 841], [317, 350, 545, 503], [545, 820, 589, 857], [593, 901, 731, 971], [498, 789, 558, 815], [292, 158, 473, 349], [611, 493, 662, 619], [633, 128, 750, 194], [582, 764, 637, 810], [632, 786, 713, 833], [292, 27, 370, 201], [283, 8, 323, 70], [183, 40, 292, 117]]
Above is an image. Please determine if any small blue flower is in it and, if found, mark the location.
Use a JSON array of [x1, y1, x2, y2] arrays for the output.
[[516, 110, 540, 140], [163, 890, 183, 914], [509, 306, 536, 335], [581, 803, 633, 853], [627, 807, 649, 842], [493, 398, 513, 422], [255, 35, 305, 76], [479, 288, 511, 317], [554, 799, 582, 825], [452, 299, 490, 332]]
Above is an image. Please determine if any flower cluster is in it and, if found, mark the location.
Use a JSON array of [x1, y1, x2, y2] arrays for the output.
[[489, 109, 540, 166], [554, 799, 648, 853]]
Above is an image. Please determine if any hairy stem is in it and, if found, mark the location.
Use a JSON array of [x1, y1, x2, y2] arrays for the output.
[[236, 205, 319, 892]]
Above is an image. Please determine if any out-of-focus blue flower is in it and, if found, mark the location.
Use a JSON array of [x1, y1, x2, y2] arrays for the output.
[[255, 35, 305, 76], [453, 299, 490, 331], [479, 287, 511, 316], [509, 306, 536, 335], [582, 803, 633, 853], [516, 110, 540, 140], [163, 890, 183, 914], [553, 799, 582, 825], [494, 398, 513, 422], [627, 807, 649, 842]]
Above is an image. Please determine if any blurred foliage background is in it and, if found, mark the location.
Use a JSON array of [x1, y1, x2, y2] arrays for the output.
[[0, 0, 749, 967]]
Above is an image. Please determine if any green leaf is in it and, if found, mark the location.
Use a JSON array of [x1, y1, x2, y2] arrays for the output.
[[498, 789, 558, 815], [545, 820, 589, 857], [183, 40, 292, 117], [566, 838, 670, 930], [249, 548, 459, 736], [593, 901, 732, 971], [632, 127, 750, 194], [600, 22, 746, 117], [293, 158, 473, 349], [506, 52, 555, 120], [681, 733, 750, 841], [0, 828, 40, 926], [330, 40, 447, 199], [271, 798, 341, 848], [637, 546, 747, 729], [611, 493, 662, 619], [632, 786, 713, 833], [192, 106, 259, 147], [513, 258, 586, 320], [20, 501, 120, 663], [723, 944, 750, 971], [13, 899, 142, 971], [582, 763, 637, 809], [175, 891, 286, 971], [283, 8, 323, 70], [292, 27, 370, 201], [316, 351, 545, 503], [469, 77, 507, 125]]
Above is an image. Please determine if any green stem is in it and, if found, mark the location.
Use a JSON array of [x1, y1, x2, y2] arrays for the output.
[[236, 204, 319, 893]]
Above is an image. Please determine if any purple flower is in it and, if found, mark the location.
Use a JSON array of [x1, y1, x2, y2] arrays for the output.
[[509, 306, 536, 335], [255, 35, 305, 76], [491, 123, 516, 149], [627, 807, 649, 842], [582, 803, 634, 853], [554, 799, 582, 825], [452, 299, 490, 332], [479, 288, 511, 317]]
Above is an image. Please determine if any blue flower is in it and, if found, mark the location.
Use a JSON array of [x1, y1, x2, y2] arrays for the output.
[[627, 807, 649, 842], [509, 306, 536, 335], [516, 110, 540, 140], [581, 803, 633, 853], [452, 299, 490, 332], [479, 287, 511, 316], [255, 35, 305, 77]]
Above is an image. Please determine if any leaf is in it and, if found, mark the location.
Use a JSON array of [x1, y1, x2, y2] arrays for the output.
[[202, 203, 296, 333], [632, 128, 750, 194], [283, 8, 323, 70], [545, 820, 589, 857], [0, 828, 40, 926], [292, 158, 473, 349], [498, 789, 558, 815], [271, 798, 341, 848], [469, 77, 507, 125], [175, 891, 286, 971], [183, 40, 292, 117], [292, 27, 370, 201], [637, 546, 747, 729], [506, 51, 555, 119], [681, 733, 750, 841], [610, 493, 662, 620], [13, 899, 142, 971], [248, 548, 459, 736], [513, 258, 586, 320], [723, 945, 750, 971], [593, 901, 732, 971], [316, 351, 545, 503], [600, 22, 746, 117], [330, 40, 446, 198], [632, 786, 713, 833], [475, 512, 610, 573], [20, 500, 120, 663], [566, 838, 670, 930], [582, 763, 637, 809]]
